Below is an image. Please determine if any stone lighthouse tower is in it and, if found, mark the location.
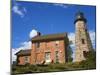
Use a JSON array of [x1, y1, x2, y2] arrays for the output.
[[74, 12, 93, 62]]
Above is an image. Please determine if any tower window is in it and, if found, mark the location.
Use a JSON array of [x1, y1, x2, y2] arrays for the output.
[[81, 39, 85, 44], [36, 42, 40, 48], [83, 51, 87, 57]]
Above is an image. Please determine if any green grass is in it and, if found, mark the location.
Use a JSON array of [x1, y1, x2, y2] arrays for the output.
[[12, 62, 96, 74]]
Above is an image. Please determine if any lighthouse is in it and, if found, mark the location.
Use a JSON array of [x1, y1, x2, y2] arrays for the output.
[[74, 12, 93, 62]]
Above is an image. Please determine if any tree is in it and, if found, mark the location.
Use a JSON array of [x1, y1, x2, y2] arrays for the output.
[[79, 50, 96, 69], [67, 41, 73, 62]]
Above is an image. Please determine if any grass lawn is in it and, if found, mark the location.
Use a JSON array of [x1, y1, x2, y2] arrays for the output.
[[12, 62, 96, 74]]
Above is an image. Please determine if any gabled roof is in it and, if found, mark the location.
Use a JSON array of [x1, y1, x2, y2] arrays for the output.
[[15, 49, 31, 56], [32, 32, 68, 42]]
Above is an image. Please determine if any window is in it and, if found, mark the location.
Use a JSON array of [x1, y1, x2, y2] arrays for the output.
[[83, 51, 87, 57], [45, 52, 51, 60], [55, 51, 59, 63], [55, 41, 59, 46], [25, 56, 29, 63], [36, 42, 40, 48], [82, 39, 85, 44]]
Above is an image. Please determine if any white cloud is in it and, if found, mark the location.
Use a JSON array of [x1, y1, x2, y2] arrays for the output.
[[89, 30, 95, 47], [12, 41, 31, 62], [29, 29, 38, 38], [12, 29, 39, 62], [20, 41, 31, 49], [53, 3, 68, 8], [12, 5, 27, 18], [68, 32, 75, 45], [12, 48, 17, 62]]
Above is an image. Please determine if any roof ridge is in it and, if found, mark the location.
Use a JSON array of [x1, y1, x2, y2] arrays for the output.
[[40, 32, 67, 37], [31, 32, 68, 42]]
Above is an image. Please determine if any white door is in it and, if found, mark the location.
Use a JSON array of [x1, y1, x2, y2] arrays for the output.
[[45, 52, 51, 63]]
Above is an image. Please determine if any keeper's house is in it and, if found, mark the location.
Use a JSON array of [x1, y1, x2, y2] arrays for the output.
[[15, 32, 69, 65]]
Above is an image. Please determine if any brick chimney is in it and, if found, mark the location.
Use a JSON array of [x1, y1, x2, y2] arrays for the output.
[[33, 32, 41, 38], [37, 32, 41, 36]]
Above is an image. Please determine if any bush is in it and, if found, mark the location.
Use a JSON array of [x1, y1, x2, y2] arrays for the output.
[[79, 51, 96, 69]]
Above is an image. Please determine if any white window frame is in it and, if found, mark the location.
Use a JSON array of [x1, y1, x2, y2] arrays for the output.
[[24, 56, 29, 63], [45, 52, 51, 62]]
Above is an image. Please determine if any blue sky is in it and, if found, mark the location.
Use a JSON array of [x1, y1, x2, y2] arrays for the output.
[[12, 1, 96, 61]]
